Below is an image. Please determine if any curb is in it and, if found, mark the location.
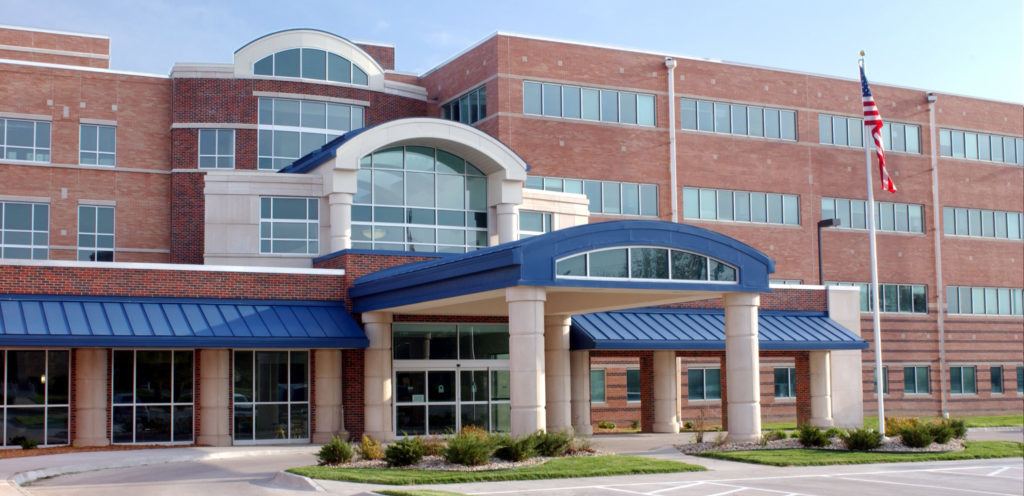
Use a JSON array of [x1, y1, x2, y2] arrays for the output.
[[270, 471, 325, 492]]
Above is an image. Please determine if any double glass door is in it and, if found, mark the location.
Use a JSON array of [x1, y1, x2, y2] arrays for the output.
[[233, 350, 308, 443], [393, 365, 510, 435]]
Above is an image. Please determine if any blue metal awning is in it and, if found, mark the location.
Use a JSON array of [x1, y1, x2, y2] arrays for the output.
[[570, 308, 867, 351], [0, 295, 368, 349]]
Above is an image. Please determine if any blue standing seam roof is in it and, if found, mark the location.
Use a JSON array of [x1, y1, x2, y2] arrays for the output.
[[0, 295, 368, 349], [570, 308, 868, 351]]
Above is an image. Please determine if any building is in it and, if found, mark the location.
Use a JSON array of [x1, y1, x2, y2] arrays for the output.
[[0, 23, 1019, 447]]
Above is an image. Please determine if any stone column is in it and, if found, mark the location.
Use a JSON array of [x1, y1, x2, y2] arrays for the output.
[[328, 192, 353, 253], [363, 311, 394, 441], [496, 203, 519, 244], [653, 350, 681, 433], [313, 349, 347, 442], [544, 315, 572, 433], [507, 286, 546, 436], [723, 292, 761, 443], [196, 349, 230, 446], [73, 348, 109, 447], [827, 286, 864, 429], [809, 351, 834, 427], [569, 350, 593, 435]]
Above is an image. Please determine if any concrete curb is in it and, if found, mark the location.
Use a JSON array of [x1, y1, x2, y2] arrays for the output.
[[269, 470, 325, 492]]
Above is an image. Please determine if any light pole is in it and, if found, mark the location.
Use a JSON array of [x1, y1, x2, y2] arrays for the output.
[[817, 218, 840, 285]]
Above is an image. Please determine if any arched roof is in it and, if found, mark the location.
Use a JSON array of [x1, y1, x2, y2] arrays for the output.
[[234, 28, 386, 90]]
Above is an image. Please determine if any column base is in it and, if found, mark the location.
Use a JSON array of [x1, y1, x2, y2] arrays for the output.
[[809, 417, 834, 428], [546, 400, 572, 433], [365, 430, 395, 442], [196, 434, 232, 447], [726, 401, 761, 443], [312, 431, 350, 443], [652, 421, 680, 433], [73, 437, 110, 448], [573, 423, 594, 436], [511, 407, 545, 436]]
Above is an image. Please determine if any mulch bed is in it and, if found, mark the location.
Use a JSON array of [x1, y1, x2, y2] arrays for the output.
[[677, 436, 964, 454]]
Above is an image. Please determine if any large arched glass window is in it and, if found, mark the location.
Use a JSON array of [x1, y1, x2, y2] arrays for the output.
[[555, 246, 737, 282], [253, 48, 369, 85], [352, 146, 488, 253]]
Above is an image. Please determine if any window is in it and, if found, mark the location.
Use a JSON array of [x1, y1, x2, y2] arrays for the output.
[[821, 197, 923, 233], [0, 117, 50, 162], [556, 246, 737, 282], [1018, 366, 1023, 394], [990, 366, 1003, 394], [687, 368, 721, 400], [0, 201, 48, 259], [523, 81, 655, 126], [771, 279, 802, 285], [257, 97, 364, 170], [232, 350, 308, 441], [198, 129, 234, 169], [353, 146, 488, 253], [939, 128, 1023, 166], [525, 176, 658, 217], [519, 211, 552, 239], [685, 187, 800, 226], [253, 48, 368, 85], [873, 366, 889, 394], [112, 350, 193, 443], [774, 367, 796, 398], [819, 114, 920, 153], [1, 350, 69, 446], [78, 205, 114, 262], [680, 98, 796, 141], [590, 369, 606, 402], [392, 324, 508, 360], [950, 366, 976, 395], [946, 286, 1024, 315], [259, 197, 319, 254], [943, 207, 1023, 240], [826, 282, 927, 313], [442, 85, 487, 125], [626, 369, 641, 402], [904, 366, 929, 394], [79, 124, 115, 166]]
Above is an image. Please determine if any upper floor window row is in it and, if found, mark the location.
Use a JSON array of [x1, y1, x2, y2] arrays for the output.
[[939, 128, 1023, 166], [523, 81, 655, 126], [557, 246, 738, 282], [0, 118, 50, 163], [0, 201, 48, 260], [442, 85, 486, 125], [524, 176, 658, 217], [253, 47, 368, 86], [819, 114, 920, 154], [79, 124, 115, 166], [680, 98, 796, 141], [946, 286, 1023, 316], [684, 187, 800, 226], [257, 98, 364, 170], [260, 197, 319, 255], [821, 197, 924, 234], [943, 207, 1023, 240], [827, 281, 927, 314]]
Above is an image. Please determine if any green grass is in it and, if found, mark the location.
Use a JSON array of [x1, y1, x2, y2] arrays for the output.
[[698, 441, 1023, 467], [375, 490, 469, 496], [760, 414, 1023, 433], [289, 455, 705, 485]]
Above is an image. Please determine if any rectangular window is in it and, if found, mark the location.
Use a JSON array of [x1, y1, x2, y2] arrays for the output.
[[821, 197, 924, 233], [820, 114, 921, 154], [950, 366, 976, 395], [626, 369, 641, 402], [77, 205, 114, 262], [522, 81, 653, 126], [687, 368, 721, 400], [874, 366, 889, 394], [2, 350, 71, 446], [827, 282, 927, 314], [79, 124, 116, 166], [942, 206, 1024, 240], [774, 367, 796, 398], [686, 98, 795, 141], [529, 176, 656, 217], [903, 366, 929, 394], [442, 85, 487, 125], [258, 98, 364, 170], [0, 201, 48, 260], [0, 118, 51, 162], [259, 197, 319, 254], [1018, 366, 1023, 393], [519, 211, 552, 239], [990, 366, 1003, 394], [939, 127, 1023, 166], [946, 286, 1024, 315], [198, 129, 235, 169], [590, 369, 606, 402], [112, 350, 193, 444], [684, 187, 798, 226]]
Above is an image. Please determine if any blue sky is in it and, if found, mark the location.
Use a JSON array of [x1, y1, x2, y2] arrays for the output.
[[3, 0, 1021, 103]]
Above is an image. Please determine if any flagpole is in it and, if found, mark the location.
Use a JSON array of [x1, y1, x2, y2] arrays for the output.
[[860, 52, 887, 438]]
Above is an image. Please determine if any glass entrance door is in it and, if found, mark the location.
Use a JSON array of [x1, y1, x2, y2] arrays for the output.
[[233, 350, 308, 443], [393, 366, 510, 434]]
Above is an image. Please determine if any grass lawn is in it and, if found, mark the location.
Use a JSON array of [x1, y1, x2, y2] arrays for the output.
[[698, 441, 1023, 467], [289, 455, 705, 485], [760, 414, 1023, 432]]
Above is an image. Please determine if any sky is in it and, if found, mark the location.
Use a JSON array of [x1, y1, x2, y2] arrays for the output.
[[2, 0, 1022, 103]]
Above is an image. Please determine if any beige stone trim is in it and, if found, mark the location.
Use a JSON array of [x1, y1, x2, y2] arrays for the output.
[[252, 91, 370, 107]]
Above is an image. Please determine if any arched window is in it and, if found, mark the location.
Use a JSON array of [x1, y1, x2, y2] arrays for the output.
[[253, 48, 369, 85], [352, 146, 488, 253], [556, 246, 737, 282]]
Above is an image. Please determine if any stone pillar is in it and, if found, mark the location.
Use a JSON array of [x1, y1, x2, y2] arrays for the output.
[[73, 348, 109, 447], [830, 350, 864, 428], [196, 349, 230, 446], [363, 311, 394, 441], [328, 192, 353, 252], [569, 350, 593, 435], [723, 292, 761, 443], [507, 286, 546, 436], [809, 351, 833, 427], [544, 315, 572, 433], [313, 349, 347, 442], [652, 350, 681, 433], [496, 203, 519, 244]]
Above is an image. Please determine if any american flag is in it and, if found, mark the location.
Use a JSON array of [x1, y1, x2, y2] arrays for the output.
[[860, 65, 896, 193]]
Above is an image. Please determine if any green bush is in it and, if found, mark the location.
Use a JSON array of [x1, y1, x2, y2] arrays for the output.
[[443, 427, 495, 466], [763, 430, 787, 442], [317, 435, 353, 465], [356, 434, 384, 460], [683, 421, 694, 430], [631, 420, 640, 429], [385, 436, 427, 467], [493, 433, 538, 462], [840, 428, 883, 450], [946, 418, 968, 439], [790, 431, 801, 439], [885, 417, 921, 437], [797, 424, 828, 448], [422, 436, 447, 457], [928, 422, 955, 444], [534, 430, 573, 457], [824, 427, 843, 439], [597, 420, 616, 429], [898, 423, 934, 448]]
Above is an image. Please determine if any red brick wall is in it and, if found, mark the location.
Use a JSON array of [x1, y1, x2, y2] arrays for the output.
[[0, 27, 110, 68], [355, 44, 395, 71], [170, 172, 205, 264], [341, 348, 365, 438]]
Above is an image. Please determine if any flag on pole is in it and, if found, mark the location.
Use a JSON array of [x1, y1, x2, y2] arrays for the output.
[[860, 65, 897, 193]]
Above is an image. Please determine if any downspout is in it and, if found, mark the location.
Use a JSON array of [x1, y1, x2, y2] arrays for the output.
[[927, 92, 948, 417], [665, 57, 679, 223]]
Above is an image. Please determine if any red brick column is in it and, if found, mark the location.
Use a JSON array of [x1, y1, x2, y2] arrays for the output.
[[342, 349, 365, 439], [795, 352, 811, 426], [639, 351, 654, 433], [719, 354, 728, 430]]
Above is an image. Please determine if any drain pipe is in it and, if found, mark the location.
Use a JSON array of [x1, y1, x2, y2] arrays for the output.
[[927, 92, 948, 418], [666, 57, 679, 222]]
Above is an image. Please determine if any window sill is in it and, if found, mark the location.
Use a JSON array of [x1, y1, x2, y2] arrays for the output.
[[685, 399, 722, 404], [942, 234, 1023, 243], [773, 396, 796, 402], [679, 127, 798, 144], [683, 218, 802, 229], [946, 313, 1024, 319]]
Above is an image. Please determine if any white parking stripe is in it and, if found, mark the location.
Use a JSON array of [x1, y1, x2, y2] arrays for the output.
[[702, 486, 744, 496], [987, 467, 1011, 476], [833, 476, 1021, 496], [647, 481, 704, 494], [598, 485, 659, 495]]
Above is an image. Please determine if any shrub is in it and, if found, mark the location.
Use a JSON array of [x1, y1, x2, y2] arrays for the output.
[[797, 424, 828, 448], [928, 422, 955, 444], [824, 427, 843, 439], [568, 435, 594, 455], [493, 433, 537, 462], [356, 434, 384, 460], [422, 436, 447, 457], [534, 430, 572, 457], [443, 427, 495, 466], [841, 428, 883, 450], [898, 423, 934, 448], [945, 418, 968, 439], [385, 436, 427, 467], [790, 431, 801, 439], [885, 416, 922, 437], [597, 420, 616, 429], [631, 420, 640, 430], [763, 430, 787, 442], [683, 421, 694, 430], [317, 435, 353, 465]]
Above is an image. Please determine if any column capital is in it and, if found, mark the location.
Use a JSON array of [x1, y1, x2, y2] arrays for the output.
[[506, 286, 546, 303], [495, 202, 519, 215], [361, 311, 393, 324], [544, 314, 572, 325], [723, 292, 760, 307], [328, 191, 354, 205]]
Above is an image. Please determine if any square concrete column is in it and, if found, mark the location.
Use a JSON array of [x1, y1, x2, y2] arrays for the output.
[[362, 311, 394, 441], [569, 350, 593, 435], [197, 349, 231, 446], [507, 286, 546, 436], [328, 192, 354, 252], [313, 349, 348, 442], [73, 348, 109, 447], [496, 203, 519, 244], [652, 350, 681, 433], [829, 350, 864, 428], [544, 315, 572, 433], [809, 351, 834, 427], [723, 292, 761, 443]]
